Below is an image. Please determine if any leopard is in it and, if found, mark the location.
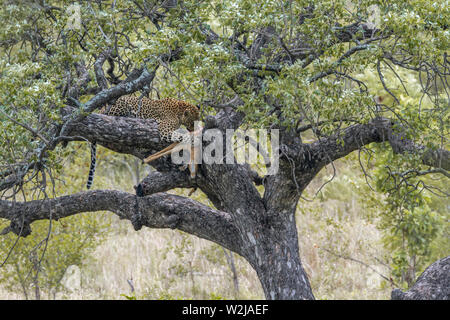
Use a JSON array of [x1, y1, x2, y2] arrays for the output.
[[86, 95, 200, 189]]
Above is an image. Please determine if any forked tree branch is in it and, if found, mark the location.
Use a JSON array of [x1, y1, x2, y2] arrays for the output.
[[307, 117, 450, 172], [135, 170, 195, 196]]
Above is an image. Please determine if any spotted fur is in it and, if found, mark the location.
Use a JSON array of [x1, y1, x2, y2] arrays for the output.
[[86, 95, 199, 189]]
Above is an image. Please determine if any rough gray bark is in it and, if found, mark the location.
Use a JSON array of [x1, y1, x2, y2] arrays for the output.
[[391, 256, 450, 300], [0, 190, 243, 255]]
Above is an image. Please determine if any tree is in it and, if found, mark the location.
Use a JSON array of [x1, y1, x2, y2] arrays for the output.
[[0, 0, 448, 299]]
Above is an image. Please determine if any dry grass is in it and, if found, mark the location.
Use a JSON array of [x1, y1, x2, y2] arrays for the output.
[[297, 199, 391, 300], [297, 162, 392, 300], [60, 223, 264, 300]]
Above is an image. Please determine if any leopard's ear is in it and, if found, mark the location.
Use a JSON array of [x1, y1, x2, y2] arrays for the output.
[[180, 108, 191, 124]]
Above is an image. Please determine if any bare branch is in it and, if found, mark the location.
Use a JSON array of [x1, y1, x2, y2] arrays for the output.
[[319, 247, 396, 287], [308, 44, 370, 83], [0, 190, 243, 255], [94, 49, 111, 90], [135, 169, 195, 196], [377, 60, 400, 104], [63, 108, 164, 158], [307, 117, 450, 171]]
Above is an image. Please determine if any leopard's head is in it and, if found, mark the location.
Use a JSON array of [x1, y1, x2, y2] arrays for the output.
[[179, 103, 200, 131]]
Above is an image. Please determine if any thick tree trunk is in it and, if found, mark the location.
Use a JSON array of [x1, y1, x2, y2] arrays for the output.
[[235, 203, 315, 299], [250, 229, 314, 300]]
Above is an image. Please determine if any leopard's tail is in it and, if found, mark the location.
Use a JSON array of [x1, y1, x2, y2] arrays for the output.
[[86, 142, 97, 189]]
